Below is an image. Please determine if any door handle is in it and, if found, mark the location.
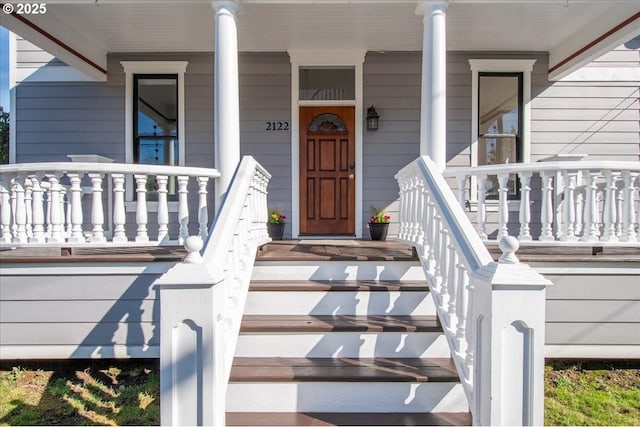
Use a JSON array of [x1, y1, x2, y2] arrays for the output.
[[348, 161, 355, 170]]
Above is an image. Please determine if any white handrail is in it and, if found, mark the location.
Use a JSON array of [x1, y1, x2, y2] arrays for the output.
[[444, 161, 640, 246], [0, 162, 220, 246], [154, 156, 271, 427], [396, 156, 551, 426]]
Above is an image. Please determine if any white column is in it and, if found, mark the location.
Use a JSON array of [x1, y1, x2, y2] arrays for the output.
[[418, 1, 448, 170], [213, 0, 241, 210]]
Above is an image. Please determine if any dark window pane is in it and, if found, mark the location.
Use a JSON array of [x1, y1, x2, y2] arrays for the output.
[[299, 67, 355, 100]]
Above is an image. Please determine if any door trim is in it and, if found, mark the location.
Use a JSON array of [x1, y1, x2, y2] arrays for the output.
[[288, 49, 365, 238]]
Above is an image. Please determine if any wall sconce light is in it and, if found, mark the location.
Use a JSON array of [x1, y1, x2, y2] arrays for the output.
[[366, 105, 379, 131]]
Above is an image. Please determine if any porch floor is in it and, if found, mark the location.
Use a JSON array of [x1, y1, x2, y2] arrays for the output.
[[1, 239, 638, 264]]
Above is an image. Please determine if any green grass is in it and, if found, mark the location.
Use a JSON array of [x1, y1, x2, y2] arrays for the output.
[[545, 360, 640, 426], [0, 360, 159, 426], [1, 359, 638, 425]]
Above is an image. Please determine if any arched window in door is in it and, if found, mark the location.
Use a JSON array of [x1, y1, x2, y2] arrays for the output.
[[308, 113, 347, 133]]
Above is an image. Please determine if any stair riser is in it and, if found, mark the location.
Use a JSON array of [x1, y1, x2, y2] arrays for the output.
[[236, 332, 450, 358], [226, 382, 468, 413], [244, 291, 436, 315], [252, 261, 426, 281]]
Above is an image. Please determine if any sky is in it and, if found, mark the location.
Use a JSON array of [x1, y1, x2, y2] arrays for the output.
[[0, 26, 9, 112]]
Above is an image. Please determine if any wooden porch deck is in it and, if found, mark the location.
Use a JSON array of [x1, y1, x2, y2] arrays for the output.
[[1, 240, 638, 264]]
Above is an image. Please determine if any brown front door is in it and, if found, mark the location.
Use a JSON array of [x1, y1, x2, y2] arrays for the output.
[[300, 106, 356, 235]]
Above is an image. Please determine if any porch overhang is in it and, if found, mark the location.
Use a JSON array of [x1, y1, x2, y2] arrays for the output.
[[2, 0, 639, 81]]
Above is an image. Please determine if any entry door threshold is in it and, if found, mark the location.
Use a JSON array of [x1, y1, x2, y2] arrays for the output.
[[297, 235, 357, 240]]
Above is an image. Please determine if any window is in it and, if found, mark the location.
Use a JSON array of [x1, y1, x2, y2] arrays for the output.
[[478, 73, 523, 195], [469, 59, 536, 198], [299, 67, 355, 100], [133, 75, 179, 166]]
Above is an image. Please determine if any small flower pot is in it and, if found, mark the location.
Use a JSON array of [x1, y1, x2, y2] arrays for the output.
[[368, 223, 389, 241], [267, 223, 285, 240]]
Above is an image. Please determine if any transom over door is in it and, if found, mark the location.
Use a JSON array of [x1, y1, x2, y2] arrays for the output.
[[299, 106, 356, 235]]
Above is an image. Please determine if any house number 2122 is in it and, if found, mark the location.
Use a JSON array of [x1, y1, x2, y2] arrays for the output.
[[266, 121, 289, 131]]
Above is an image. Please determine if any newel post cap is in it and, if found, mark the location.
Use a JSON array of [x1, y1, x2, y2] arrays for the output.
[[184, 236, 204, 264], [498, 236, 519, 264]]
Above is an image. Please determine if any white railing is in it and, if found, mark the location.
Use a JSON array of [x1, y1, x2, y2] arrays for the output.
[[153, 156, 271, 427], [444, 161, 640, 245], [396, 156, 551, 426], [0, 162, 220, 246]]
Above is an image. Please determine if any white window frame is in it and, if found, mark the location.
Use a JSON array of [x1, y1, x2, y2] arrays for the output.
[[288, 50, 365, 238], [121, 61, 187, 208]]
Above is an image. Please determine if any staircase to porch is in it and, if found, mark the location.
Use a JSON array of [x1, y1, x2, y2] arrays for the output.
[[226, 241, 471, 426]]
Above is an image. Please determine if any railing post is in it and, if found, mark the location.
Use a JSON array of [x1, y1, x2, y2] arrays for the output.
[[621, 171, 638, 242], [134, 174, 150, 243], [559, 170, 578, 241], [157, 175, 170, 243], [477, 175, 488, 239], [88, 173, 107, 243], [496, 173, 509, 239], [473, 237, 552, 426], [178, 176, 189, 245], [198, 176, 210, 241], [601, 170, 619, 242], [11, 177, 28, 244], [580, 170, 600, 242], [112, 173, 127, 243], [47, 174, 65, 243], [29, 176, 46, 243], [154, 236, 226, 427], [539, 171, 554, 241], [68, 173, 85, 243], [517, 171, 532, 241], [0, 181, 12, 244]]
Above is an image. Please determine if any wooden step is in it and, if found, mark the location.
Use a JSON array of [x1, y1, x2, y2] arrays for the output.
[[227, 411, 471, 426], [250, 280, 429, 292], [241, 315, 441, 333], [230, 357, 458, 382]]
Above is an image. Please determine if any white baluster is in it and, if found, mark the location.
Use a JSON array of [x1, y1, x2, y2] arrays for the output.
[[601, 170, 619, 242], [560, 170, 578, 241], [456, 174, 467, 209], [517, 171, 532, 241], [397, 176, 407, 240], [477, 175, 488, 239], [447, 243, 458, 320], [178, 176, 189, 245], [24, 178, 33, 239], [12, 178, 28, 243], [67, 173, 85, 243], [198, 176, 210, 241], [540, 171, 555, 241], [615, 182, 624, 238], [439, 229, 450, 322], [88, 173, 106, 243], [112, 174, 127, 243], [431, 213, 443, 292], [580, 170, 600, 242], [135, 174, 149, 243], [497, 173, 509, 239], [47, 175, 64, 243], [156, 175, 169, 243], [63, 187, 71, 237], [621, 171, 638, 242], [10, 180, 16, 237], [426, 195, 437, 274], [409, 177, 419, 242], [0, 182, 11, 244], [29, 177, 46, 243], [455, 266, 469, 352], [416, 179, 425, 246]]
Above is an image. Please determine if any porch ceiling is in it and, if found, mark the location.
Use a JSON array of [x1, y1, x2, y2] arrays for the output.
[[2, 0, 639, 79]]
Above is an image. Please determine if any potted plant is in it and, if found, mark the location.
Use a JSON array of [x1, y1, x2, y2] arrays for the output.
[[368, 206, 390, 241], [267, 210, 286, 240]]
